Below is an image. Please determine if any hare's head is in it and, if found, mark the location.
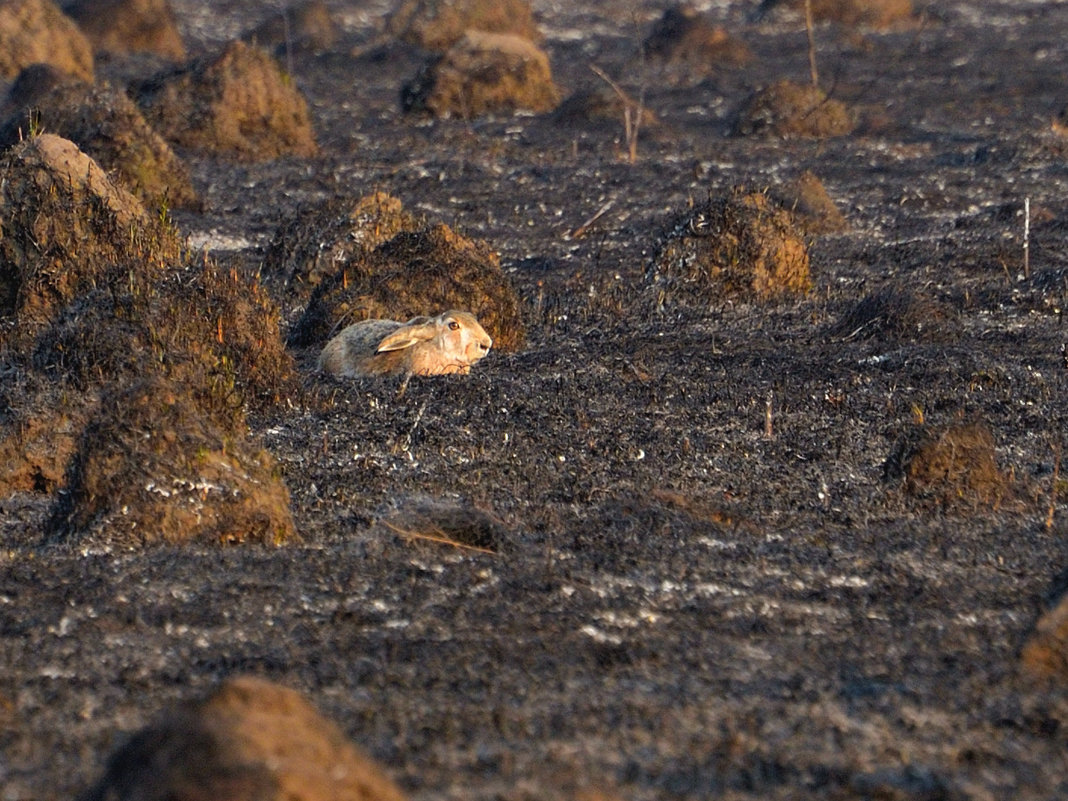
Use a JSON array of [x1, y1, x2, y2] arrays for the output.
[[375, 310, 492, 375]]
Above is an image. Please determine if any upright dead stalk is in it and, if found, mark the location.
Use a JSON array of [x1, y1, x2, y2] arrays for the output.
[[1047, 444, 1060, 531], [805, 0, 819, 88], [1023, 196, 1031, 279], [590, 65, 645, 164]]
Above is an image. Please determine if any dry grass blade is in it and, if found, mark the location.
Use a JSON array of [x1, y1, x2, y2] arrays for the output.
[[567, 198, 615, 239], [381, 520, 497, 554]]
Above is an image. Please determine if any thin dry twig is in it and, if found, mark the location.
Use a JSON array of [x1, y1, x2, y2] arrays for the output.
[[381, 520, 497, 554], [567, 198, 615, 239]]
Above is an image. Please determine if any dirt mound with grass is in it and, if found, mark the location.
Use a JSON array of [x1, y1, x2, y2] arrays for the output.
[[63, 0, 186, 61], [244, 0, 338, 56], [0, 0, 94, 81], [1, 254, 293, 497], [0, 134, 181, 337], [0, 375, 88, 494], [83, 676, 408, 801], [0, 133, 291, 500], [1021, 581, 1068, 682], [770, 170, 847, 234], [758, 0, 914, 29], [1, 259, 293, 508], [0, 61, 70, 117], [0, 70, 197, 210], [290, 223, 525, 352], [884, 422, 1012, 510], [29, 257, 294, 409], [647, 187, 811, 308], [642, 5, 751, 68], [402, 30, 559, 118], [735, 79, 854, 138], [386, 0, 541, 51], [262, 191, 421, 298], [831, 286, 955, 342], [46, 369, 295, 549], [135, 39, 318, 161]]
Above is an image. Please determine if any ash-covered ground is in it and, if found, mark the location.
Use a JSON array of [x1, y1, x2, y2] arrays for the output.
[[4, 1, 1068, 799]]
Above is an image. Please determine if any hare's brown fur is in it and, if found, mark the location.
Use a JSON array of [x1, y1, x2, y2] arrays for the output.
[[318, 310, 492, 378]]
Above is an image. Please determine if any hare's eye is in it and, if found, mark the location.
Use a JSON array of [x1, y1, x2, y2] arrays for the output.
[[448, 321, 460, 331]]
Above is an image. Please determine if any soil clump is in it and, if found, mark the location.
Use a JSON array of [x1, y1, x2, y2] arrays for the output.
[[831, 286, 955, 342], [244, 0, 338, 56], [757, 0, 914, 29], [1021, 581, 1068, 682], [62, 0, 186, 61], [386, 0, 541, 52], [552, 84, 658, 130], [0, 133, 178, 335], [402, 30, 560, 118], [46, 370, 294, 550], [642, 5, 751, 70], [134, 39, 318, 160], [647, 187, 811, 309], [82, 676, 407, 801], [770, 170, 848, 234], [884, 421, 1011, 509], [0, 67, 197, 210], [262, 191, 421, 300], [0, 0, 94, 82], [735, 79, 854, 138]]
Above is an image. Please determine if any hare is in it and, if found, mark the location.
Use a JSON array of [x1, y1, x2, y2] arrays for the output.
[[318, 310, 493, 378]]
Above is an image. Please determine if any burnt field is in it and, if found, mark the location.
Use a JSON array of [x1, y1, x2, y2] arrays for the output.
[[3, 1, 1068, 799]]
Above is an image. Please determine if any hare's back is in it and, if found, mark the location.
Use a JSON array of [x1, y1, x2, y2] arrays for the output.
[[319, 319, 404, 377]]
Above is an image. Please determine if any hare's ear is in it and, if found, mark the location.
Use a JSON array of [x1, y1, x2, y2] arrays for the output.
[[376, 320, 438, 353]]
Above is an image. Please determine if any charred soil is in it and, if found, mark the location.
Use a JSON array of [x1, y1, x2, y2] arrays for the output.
[[3, 1, 1068, 800]]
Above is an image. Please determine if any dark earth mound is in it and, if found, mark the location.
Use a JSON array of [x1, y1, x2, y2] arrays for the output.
[[83, 675, 408, 801], [3, 2, 1068, 801], [0, 0, 95, 82]]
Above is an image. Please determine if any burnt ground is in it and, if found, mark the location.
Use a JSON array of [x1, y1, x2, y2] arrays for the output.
[[5, 0, 1068, 799]]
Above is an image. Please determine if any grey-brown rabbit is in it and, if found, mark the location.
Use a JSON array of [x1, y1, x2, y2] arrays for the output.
[[318, 310, 493, 378]]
